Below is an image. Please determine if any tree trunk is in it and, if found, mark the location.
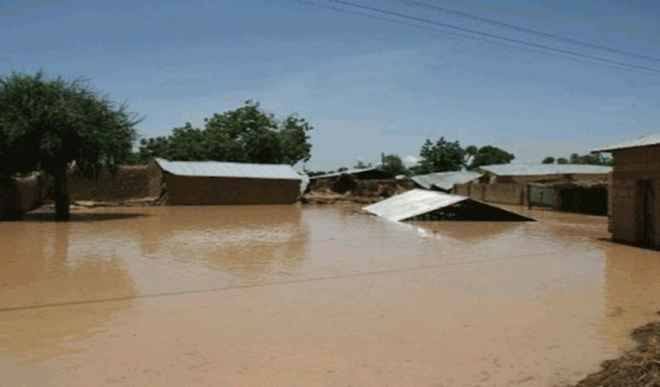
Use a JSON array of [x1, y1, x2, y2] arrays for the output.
[[53, 167, 70, 221]]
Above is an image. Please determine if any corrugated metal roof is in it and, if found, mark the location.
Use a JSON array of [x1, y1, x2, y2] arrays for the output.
[[593, 133, 660, 152], [479, 163, 611, 176], [411, 171, 482, 191], [310, 166, 381, 180], [155, 158, 302, 180], [363, 189, 468, 222]]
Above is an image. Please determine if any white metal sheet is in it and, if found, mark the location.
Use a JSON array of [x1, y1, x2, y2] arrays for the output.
[[156, 158, 302, 180], [363, 189, 468, 222]]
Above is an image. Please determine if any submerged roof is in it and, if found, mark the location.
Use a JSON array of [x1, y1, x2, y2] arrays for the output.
[[479, 163, 611, 176], [155, 158, 302, 180], [411, 171, 482, 191], [363, 189, 468, 222], [593, 133, 660, 152]]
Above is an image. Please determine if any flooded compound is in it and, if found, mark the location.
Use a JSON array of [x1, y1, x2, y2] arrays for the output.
[[1, 205, 660, 386]]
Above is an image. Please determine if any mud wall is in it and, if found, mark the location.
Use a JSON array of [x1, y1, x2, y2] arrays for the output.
[[454, 183, 527, 205], [504, 174, 608, 184], [68, 163, 162, 202], [164, 174, 301, 205], [610, 146, 660, 248], [0, 174, 47, 219]]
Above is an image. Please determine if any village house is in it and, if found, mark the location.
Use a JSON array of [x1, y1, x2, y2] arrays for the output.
[[593, 134, 660, 249], [454, 163, 612, 214], [155, 158, 304, 205]]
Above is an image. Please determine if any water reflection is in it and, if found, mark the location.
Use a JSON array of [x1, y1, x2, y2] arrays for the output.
[[135, 206, 307, 280], [601, 241, 660, 351], [0, 220, 136, 361]]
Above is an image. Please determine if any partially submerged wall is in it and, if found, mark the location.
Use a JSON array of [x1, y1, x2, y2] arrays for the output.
[[454, 182, 527, 205], [164, 174, 301, 205], [0, 174, 47, 220], [610, 146, 660, 248], [68, 163, 162, 202]]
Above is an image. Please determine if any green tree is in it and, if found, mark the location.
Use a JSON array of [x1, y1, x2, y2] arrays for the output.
[[469, 145, 515, 168], [0, 72, 138, 220], [542, 156, 555, 164], [140, 101, 313, 165], [557, 157, 569, 164], [381, 154, 408, 176], [417, 137, 465, 174], [566, 152, 613, 166]]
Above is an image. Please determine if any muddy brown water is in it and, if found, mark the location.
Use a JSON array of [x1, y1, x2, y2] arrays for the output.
[[1, 205, 659, 386]]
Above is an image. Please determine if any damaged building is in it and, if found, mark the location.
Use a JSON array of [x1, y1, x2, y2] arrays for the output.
[[363, 189, 532, 222], [411, 171, 482, 193], [593, 134, 660, 249], [156, 158, 304, 205]]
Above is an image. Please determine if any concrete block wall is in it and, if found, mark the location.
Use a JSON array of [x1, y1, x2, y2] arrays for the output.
[[610, 146, 660, 248]]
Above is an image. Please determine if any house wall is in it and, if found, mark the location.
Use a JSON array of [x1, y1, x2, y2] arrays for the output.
[[164, 174, 301, 205], [610, 146, 660, 248], [0, 174, 47, 219], [68, 163, 162, 202], [454, 182, 527, 205]]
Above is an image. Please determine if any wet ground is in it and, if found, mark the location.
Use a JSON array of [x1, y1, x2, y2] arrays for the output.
[[1, 205, 659, 386]]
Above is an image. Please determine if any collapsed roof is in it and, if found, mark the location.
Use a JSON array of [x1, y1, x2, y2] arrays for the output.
[[411, 171, 482, 191], [363, 189, 532, 222]]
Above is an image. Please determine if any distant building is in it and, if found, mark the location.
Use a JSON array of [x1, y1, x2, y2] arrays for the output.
[[593, 134, 660, 249], [454, 163, 611, 214], [155, 158, 304, 205], [309, 166, 393, 182], [477, 164, 612, 184], [411, 171, 482, 193]]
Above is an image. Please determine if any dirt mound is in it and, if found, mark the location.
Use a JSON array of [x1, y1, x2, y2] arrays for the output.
[[572, 318, 660, 387]]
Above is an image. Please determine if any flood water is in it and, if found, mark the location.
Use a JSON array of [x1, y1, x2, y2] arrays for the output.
[[1, 205, 659, 386]]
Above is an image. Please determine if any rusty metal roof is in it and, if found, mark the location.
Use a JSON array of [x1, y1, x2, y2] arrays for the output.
[[479, 164, 611, 176], [363, 189, 468, 222], [411, 171, 482, 191], [593, 133, 660, 152], [155, 158, 302, 180]]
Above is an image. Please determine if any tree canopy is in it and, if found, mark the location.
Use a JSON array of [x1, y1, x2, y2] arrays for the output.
[[380, 154, 408, 176], [0, 72, 139, 220], [541, 153, 612, 166], [413, 138, 515, 174], [415, 137, 465, 174], [138, 101, 313, 165], [468, 145, 515, 169]]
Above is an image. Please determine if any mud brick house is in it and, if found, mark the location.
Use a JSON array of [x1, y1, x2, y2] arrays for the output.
[[594, 134, 660, 249], [155, 158, 304, 205], [454, 164, 611, 212]]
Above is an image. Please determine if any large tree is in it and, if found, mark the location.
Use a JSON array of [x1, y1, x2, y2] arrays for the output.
[[416, 137, 465, 174], [468, 145, 515, 168], [139, 101, 313, 165], [0, 72, 139, 220], [380, 153, 408, 176]]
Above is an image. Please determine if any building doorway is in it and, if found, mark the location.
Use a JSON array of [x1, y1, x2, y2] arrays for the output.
[[637, 180, 656, 248]]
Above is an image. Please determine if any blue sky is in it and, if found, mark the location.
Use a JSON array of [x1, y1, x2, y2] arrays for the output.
[[2, 0, 660, 170]]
